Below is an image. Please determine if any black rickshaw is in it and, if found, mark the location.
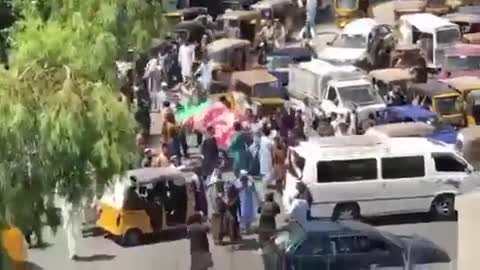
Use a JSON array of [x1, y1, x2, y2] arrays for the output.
[[266, 47, 313, 86], [164, 7, 209, 27], [174, 20, 207, 43]]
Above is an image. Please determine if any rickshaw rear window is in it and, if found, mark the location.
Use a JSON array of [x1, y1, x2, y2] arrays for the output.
[[435, 96, 461, 115], [336, 0, 357, 9], [253, 82, 283, 98]]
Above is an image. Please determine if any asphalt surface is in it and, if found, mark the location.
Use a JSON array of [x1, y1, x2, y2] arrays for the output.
[[28, 4, 457, 270]]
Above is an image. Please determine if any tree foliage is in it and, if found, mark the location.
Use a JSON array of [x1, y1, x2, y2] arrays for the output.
[[0, 0, 165, 233]]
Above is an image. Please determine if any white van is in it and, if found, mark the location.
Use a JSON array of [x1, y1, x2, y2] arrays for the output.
[[399, 13, 461, 69], [283, 135, 479, 220]]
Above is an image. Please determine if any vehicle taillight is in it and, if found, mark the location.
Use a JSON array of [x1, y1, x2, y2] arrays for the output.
[[116, 215, 121, 226]]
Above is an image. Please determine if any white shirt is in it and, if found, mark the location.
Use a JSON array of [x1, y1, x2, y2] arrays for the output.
[[288, 198, 308, 225], [178, 44, 195, 77], [196, 60, 214, 90]]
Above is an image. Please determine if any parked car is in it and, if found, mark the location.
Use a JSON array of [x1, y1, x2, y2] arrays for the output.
[[272, 220, 451, 270]]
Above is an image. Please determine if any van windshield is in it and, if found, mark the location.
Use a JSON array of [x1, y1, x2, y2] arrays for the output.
[[337, 85, 384, 105], [436, 28, 460, 44], [331, 34, 367, 49]]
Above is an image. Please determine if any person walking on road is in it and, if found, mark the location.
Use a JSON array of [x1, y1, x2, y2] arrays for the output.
[[201, 126, 219, 179], [225, 183, 241, 243], [178, 40, 196, 82], [257, 192, 281, 247], [235, 170, 260, 234], [61, 200, 81, 260], [229, 121, 250, 177], [259, 126, 274, 189], [187, 213, 213, 270]]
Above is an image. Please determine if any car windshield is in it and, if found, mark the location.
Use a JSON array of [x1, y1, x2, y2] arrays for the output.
[[436, 28, 461, 44], [253, 82, 282, 98], [435, 96, 461, 115], [338, 85, 384, 105], [266, 56, 291, 69], [331, 34, 367, 49], [336, 0, 357, 9], [445, 55, 480, 70]]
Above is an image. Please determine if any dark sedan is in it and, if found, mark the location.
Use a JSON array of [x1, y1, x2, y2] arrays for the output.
[[270, 221, 450, 270]]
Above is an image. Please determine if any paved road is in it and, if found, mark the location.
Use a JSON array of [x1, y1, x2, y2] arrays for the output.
[[28, 4, 457, 270]]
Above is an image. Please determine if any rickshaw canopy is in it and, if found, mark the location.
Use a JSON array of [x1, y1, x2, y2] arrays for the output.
[[401, 13, 457, 34], [174, 20, 206, 42], [369, 68, 416, 84], [231, 69, 279, 87], [441, 76, 480, 93], [207, 38, 251, 55], [366, 122, 435, 138], [463, 32, 480, 44], [445, 13, 480, 24], [222, 10, 261, 20], [409, 80, 457, 97], [127, 167, 190, 186]]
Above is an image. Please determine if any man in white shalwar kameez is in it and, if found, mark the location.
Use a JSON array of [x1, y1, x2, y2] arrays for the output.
[[259, 129, 274, 191], [61, 200, 82, 260], [178, 41, 196, 82], [194, 56, 214, 93]]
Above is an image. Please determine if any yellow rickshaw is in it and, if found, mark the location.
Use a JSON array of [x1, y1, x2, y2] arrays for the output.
[[230, 69, 287, 116], [164, 7, 208, 27], [335, 0, 370, 27], [220, 10, 261, 43], [207, 38, 251, 75], [96, 167, 199, 246], [456, 126, 480, 169], [441, 76, 480, 126], [408, 80, 465, 127], [1, 226, 28, 270]]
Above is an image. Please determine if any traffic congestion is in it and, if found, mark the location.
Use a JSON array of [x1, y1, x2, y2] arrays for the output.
[[3, 0, 480, 269]]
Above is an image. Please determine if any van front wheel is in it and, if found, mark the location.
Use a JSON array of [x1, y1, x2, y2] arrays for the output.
[[123, 229, 143, 247], [431, 195, 455, 220], [332, 203, 360, 221]]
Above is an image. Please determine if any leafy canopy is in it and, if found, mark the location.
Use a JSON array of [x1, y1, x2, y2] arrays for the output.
[[0, 0, 165, 230]]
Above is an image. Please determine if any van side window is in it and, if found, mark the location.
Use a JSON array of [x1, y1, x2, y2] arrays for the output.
[[317, 159, 377, 183], [432, 153, 467, 172], [327, 87, 337, 101], [381, 156, 425, 179]]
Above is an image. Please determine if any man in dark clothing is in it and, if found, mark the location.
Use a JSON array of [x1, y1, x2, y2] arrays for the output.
[[295, 181, 313, 219], [187, 213, 213, 270], [201, 126, 219, 179]]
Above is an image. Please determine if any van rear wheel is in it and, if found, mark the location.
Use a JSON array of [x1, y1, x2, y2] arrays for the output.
[[123, 229, 143, 247], [431, 195, 455, 220], [332, 203, 360, 221]]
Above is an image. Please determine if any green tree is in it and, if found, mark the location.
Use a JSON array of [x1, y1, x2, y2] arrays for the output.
[[0, 0, 165, 239]]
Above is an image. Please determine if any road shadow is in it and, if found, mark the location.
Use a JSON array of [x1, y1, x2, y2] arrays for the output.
[[74, 254, 116, 262], [363, 212, 457, 227], [82, 227, 104, 238], [29, 242, 53, 250], [24, 261, 45, 270], [234, 238, 260, 251]]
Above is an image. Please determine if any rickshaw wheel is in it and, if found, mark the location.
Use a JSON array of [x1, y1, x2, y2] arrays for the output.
[[122, 229, 143, 247]]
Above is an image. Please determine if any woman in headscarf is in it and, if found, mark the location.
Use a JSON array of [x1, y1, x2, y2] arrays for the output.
[[235, 170, 260, 234], [229, 121, 250, 177]]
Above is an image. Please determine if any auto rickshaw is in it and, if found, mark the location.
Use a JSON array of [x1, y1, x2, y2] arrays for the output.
[[389, 44, 427, 80], [174, 20, 207, 43], [369, 68, 417, 98], [1, 226, 28, 270], [164, 7, 209, 27], [220, 10, 261, 44], [251, 0, 300, 36], [408, 80, 465, 127], [441, 76, 480, 126], [230, 69, 287, 115], [456, 126, 480, 169], [207, 38, 251, 76], [335, 0, 371, 27], [393, 0, 425, 20], [96, 167, 200, 246], [445, 13, 480, 34]]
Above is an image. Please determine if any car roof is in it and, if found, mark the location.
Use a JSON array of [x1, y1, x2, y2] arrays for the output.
[[385, 105, 437, 119], [401, 13, 457, 33], [444, 43, 480, 56], [343, 18, 378, 35]]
